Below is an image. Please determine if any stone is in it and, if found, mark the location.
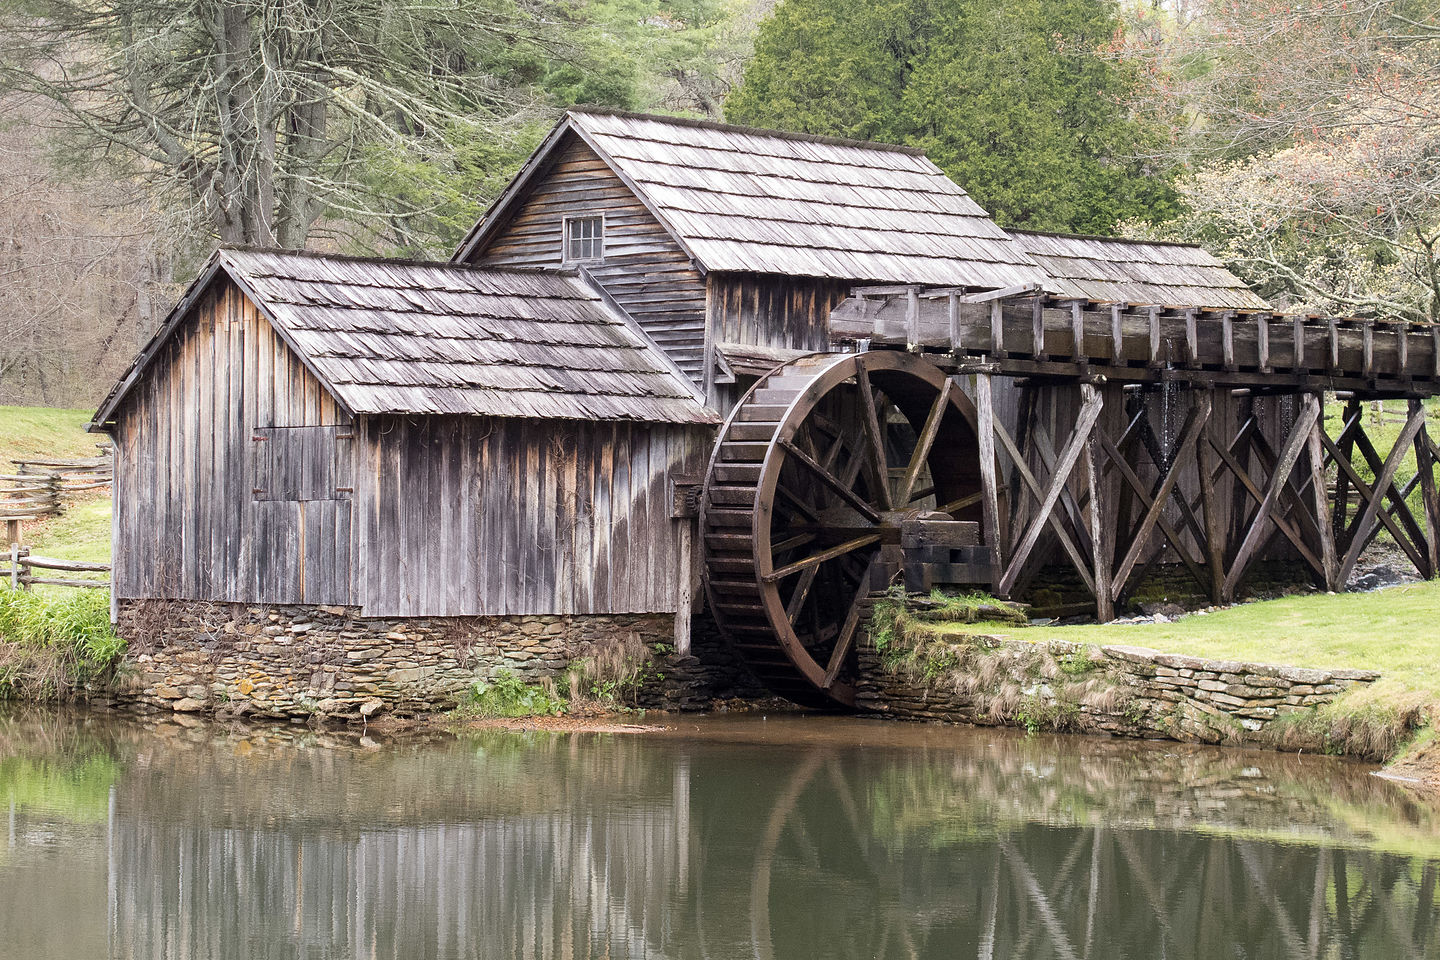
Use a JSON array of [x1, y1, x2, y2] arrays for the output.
[[359, 699, 384, 717], [172, 697, 205, 713]]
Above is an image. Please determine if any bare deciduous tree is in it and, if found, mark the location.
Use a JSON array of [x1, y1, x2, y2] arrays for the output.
[[0, 0, 568, 248]]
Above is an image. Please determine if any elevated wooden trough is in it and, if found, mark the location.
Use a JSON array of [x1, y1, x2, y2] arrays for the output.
[[833, 286, 1440, 396], [824, 287, 1440, 624]]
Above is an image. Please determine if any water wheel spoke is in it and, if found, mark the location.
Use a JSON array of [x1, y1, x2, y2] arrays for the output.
[[778, 439, 881, 523], [770, 532, 816, 555], [899, 378, 954, 504], [785, 565, 821, 624], [775, 482, 822, 523], [764, 533, 882, 583], [856, 368, 894, 510], [822, 558, 877, 688], [937, 490, 984, 515]]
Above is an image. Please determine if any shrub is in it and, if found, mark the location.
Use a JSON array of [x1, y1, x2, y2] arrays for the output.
[[0, 586, 124, 698], [460, 670, 567, 719], [565, 631, 660, 708]]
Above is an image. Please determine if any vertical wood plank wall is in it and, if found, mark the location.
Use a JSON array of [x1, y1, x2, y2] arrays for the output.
[[111, 279, 707, 617], [465, 135, 708, 383], [110, 279, 353, 605], [353, 416, 707, 617]]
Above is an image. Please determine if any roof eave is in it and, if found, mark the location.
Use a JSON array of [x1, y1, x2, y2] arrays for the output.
[[90, 251, 228, 430]]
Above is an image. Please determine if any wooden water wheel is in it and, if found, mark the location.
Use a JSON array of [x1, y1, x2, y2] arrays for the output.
[[700, 351, 987, 708]]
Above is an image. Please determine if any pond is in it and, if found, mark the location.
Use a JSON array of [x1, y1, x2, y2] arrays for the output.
[[1, 707, 1437, 959]]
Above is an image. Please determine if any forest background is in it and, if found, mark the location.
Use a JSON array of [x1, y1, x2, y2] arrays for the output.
[[0, 0, 1435, 406]]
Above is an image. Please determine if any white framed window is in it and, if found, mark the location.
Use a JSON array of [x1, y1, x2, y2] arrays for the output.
[[563, 215, 604, 263]]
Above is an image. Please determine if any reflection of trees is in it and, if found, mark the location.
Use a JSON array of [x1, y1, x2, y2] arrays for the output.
[[0, 711, 1437, 959]]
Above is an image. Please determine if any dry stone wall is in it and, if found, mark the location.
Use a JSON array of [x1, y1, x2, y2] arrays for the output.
[[114, 600, 760, 720], [857, 635, 1380, 746]]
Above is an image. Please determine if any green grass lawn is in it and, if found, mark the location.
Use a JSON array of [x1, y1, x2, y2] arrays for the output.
[[934, 581, 1440, 706], [1, 405, 113, 574], [0, 405, 104, 469]]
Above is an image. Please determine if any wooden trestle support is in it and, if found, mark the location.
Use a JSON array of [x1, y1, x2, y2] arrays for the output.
[[963, 384, 1440, 631], [703, 287, 1440, 708]]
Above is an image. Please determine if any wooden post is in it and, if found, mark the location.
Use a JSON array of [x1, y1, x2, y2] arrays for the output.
[[905, 286, 921, 353], [1196, 392, 1225, 604], [674, 519, 693, 656], [947, 292, 962, 357], [1084, 408, 1113, 622], [1071, 301, 1087, 362], [8, 542, 17, 592], [976, 373, 1003, 593], [1109, 304, 1124, 363], [1307, 395, 1340, 591], [990, 300, 1007, 358], [1224, 395, 1321, 599], [1411, 398, 1440, 580], [1338, 404, 1428, 584], [1032, 297, 1047, 360]]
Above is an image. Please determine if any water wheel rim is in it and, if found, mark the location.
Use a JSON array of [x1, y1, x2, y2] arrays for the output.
[[743, 351, 981, 705]]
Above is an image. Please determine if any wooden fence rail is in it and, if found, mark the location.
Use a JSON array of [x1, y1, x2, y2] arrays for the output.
[[2, 545, 111, 590]]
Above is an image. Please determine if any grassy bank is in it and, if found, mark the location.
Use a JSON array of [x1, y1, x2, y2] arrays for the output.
[[903, 583, 1440, 764], [0, 405, 102, 467], [0, 586, 124, 698]]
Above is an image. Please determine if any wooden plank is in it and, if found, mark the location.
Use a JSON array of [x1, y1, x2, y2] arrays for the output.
[[975, 374, 1003, 592], [997, 387, 1103, 597], [1105, 395, 1212, 599], [1224, 394, 1321, 599], [1195, 400, 1225, 604], [1413, 399, 1440, 580], [1336, 408, 1428, 583], [1307, 396, 1339, 590]]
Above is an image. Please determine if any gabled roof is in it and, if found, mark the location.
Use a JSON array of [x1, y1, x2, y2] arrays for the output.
[[93, 249, 716, 429], [1007, 230, 1271, 310], [457, 109, 1050, 290]]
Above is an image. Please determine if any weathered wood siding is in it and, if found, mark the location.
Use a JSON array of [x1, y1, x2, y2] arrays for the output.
[[707, 273, 855, 354], [353, 416, 706, 617], [466, 135, 708, 382], [111, 279, 356, 605]]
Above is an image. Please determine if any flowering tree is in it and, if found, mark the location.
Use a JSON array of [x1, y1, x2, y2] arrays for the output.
[[1121, 0, 1440, 320]]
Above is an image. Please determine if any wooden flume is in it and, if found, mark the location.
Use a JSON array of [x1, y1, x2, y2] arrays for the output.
[[703, 286, 1440, 707]]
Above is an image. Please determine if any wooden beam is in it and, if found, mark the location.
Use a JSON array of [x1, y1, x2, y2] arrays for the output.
[[1110, 393, 1212, 599], [1098, 425, 1211, 599], [975, 373, 1003, 593], [1085, 426, 1114, 622], [855, 369, 893, 510], [1413, 399, 1440, 580], [900, 378, 955, 505], [1337, 405, 1426, 584], [1306, 396, 1340, 591], [1224, 395, 1321, 599], [1196, 396, 1225, 604], [1322, 426, 1429, 577], [998, 385, 1104, 597]]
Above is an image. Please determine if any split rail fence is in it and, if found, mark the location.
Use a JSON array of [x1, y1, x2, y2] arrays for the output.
[[2, 545, 111, 590]]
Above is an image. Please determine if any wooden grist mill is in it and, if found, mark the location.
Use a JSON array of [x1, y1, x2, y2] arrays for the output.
[[702, 289, 1440, 708], [92, 109, 1440, 714]]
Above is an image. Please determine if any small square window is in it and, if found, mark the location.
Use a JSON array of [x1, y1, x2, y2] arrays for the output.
[[564, 216, 604, 263]]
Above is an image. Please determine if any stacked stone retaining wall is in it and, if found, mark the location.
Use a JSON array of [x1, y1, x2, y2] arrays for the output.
[[856, 635, 1380, 746], [113, 600, 761, 720]]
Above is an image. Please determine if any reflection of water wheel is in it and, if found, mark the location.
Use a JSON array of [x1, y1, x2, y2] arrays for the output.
[[701, 352, 984, 708]]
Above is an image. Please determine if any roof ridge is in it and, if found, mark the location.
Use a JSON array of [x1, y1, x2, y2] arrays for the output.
[[1005, 228, 1205, 250], [566, 108, 929, 158], [219, 245, 586, 277]]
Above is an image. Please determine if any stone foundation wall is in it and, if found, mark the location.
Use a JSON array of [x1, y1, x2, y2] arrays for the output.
[[856, 636, 1379, 746], [114, 600, 761, 720]]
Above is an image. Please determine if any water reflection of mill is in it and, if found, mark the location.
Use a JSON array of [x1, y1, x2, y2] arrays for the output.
[[79, 723, 1440, 960]]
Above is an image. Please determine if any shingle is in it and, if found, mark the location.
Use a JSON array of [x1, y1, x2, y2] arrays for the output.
[[567, 111, 1049, 289], [220, 249, 715, 425], [1007, 230, 1270, 310]]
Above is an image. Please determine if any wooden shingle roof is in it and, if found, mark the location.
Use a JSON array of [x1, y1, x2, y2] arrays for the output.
[[94, 249, 716, 428], [1007, 230, 1270, 310], [458, 110, 1049, 290]]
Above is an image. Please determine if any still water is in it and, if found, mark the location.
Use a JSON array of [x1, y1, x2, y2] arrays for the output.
[[0, 707, 1436, 959]]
